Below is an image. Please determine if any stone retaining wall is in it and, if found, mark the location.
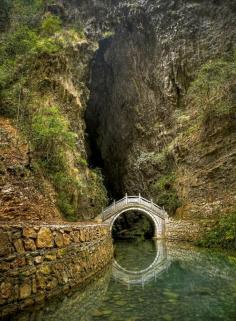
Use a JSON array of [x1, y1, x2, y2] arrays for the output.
[[166, 219, 202, 242], [0, 223, 113, 318]]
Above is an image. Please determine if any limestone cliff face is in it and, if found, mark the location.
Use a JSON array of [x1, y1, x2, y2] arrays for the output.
[[1, 0, 235, 225], [0, 117, 62, 222], [0, 1, 108, 222], [0, 34, 107, 222], [86, 0, 236, 220]]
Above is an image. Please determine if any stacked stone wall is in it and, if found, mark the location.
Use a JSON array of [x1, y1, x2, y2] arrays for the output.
[[0, 223, 113, 318], [166, 219, 202, 242]]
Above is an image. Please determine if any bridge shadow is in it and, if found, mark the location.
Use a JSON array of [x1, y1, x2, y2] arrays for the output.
[[112, 240, 171, 288]]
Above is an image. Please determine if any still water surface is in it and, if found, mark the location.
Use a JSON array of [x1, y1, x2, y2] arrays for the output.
[[9, 240, 236, 321]]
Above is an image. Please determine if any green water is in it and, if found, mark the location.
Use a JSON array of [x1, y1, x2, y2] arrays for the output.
[[7, 241, 236, 321]]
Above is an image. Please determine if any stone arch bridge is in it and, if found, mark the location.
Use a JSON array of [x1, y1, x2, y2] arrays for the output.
[[100, 195, 169, 239]]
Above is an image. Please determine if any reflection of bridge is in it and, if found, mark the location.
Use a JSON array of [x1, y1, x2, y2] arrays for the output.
[[101, 195, 169, 238], [112, 240, 170, 287]]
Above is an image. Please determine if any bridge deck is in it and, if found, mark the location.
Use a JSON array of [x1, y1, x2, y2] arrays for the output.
[[102, 195, 168, 221]]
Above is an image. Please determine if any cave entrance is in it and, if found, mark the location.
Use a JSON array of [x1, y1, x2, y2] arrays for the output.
[[112, 210, 155, 240]]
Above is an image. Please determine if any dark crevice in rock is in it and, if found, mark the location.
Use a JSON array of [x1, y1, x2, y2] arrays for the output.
[[86, 37, 116, 199]]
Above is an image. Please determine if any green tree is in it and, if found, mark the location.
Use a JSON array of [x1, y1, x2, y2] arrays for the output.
[[41, 14, 62, 36]]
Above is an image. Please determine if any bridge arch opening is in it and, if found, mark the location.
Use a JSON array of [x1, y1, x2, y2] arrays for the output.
[[111, 209, 156, 240]]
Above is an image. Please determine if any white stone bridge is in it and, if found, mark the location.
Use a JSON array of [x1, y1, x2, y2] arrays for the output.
[[100, 194, 169, 239]]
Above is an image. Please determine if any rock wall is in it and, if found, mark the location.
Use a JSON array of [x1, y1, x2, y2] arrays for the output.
[[0, 117, 63, 223], [7, 265, 112, 321], [0, 1, 109, 222], [166, 219, 202, 242], [0, 223, 113, 318], [86, 0, 236, 221]]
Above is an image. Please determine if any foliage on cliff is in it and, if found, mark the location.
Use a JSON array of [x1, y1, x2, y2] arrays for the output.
[[149, 54, 235, 219], [188, 53, 236, 123], [0, 0, 107, 221], [151, 174, 181, 215], [197, 211, 236, 250]]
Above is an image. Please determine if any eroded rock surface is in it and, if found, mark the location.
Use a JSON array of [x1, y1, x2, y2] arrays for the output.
[[86, 0, 236, 220]]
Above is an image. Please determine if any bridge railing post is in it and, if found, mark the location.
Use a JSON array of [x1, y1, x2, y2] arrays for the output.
[[139, 193, 141, 203], [113, 200, 116, 210], [125, 193, 128, 204]]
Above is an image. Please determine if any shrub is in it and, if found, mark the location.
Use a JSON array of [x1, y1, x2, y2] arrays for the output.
[[197, 211, 236, 249], [103, 31, 115, 38], [72, 20, 85, 38], [31, 106, 77, 168], [188, 54, 236, 121], [135, 150, 168, 169], [0, 83, 21, 117], [157, 191, 181, 214], [2, 27, 38, 58], [86, 168, 108, 209], [151, 174, 181, 214], [1, 0, 11, 14], [57, 194, 76, 221], [10, 0, 44, 29], [34, 37, 60, 55], [41, 14, 62, 36], [78, 157, 88, 167], [0, 59, 16, 89], [51, 172, 82, 220], [0, 0, 12, 31]]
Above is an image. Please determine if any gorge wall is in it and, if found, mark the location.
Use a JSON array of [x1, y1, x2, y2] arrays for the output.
[[0, 1, 235, 237], [86, 0, 236, 223], [0, 0, 109, 222], [0, 223, 112, 318]]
